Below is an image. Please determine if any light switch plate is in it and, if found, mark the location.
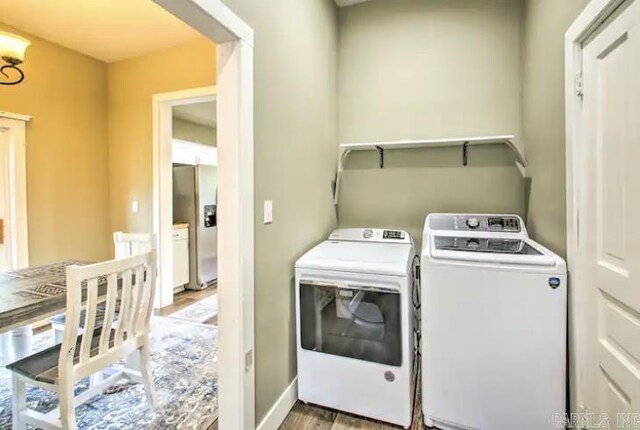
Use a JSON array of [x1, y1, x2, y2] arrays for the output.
[[264, 200, 273, 224], [132, 200, 139, 214]]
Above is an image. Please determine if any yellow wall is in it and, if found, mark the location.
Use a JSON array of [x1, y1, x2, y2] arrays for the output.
[[107, 38, 216, 234], [0, 23, 110, 264]]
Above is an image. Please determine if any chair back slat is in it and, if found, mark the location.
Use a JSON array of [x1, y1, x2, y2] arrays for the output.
[[112, 232, 155, 344], [138, 265, 155, 333], [99, 273, 118, 354], [129, 266, 145, 336], [115, 269, 133, 346], [59, 251, 156, 376], [143, 263, 156, 327], [79, 278, 98, 363]]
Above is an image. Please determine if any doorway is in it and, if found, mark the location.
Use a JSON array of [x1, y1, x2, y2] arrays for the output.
[[0, 113, 30, 364], [0, 114, 29, 271], [566, 0, 640, 421], [0, 128, 10, 272], [149, 1, 256, 425], [161, 97, 220, 327], [172, 100, 219, 297], [152, 87, 216, 308]]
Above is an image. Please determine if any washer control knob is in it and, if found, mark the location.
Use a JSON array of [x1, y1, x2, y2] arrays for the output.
[[466, 217, 480, 229]]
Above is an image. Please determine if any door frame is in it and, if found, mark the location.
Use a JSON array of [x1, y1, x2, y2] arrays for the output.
[[0, 112, 30, 270], [152, 0, 255, 428], [152, 86, 216, 309], [565, 0, 632, 415]]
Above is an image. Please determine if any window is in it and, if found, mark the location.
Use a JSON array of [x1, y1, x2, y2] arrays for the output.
[[299, 282, 402, 366]]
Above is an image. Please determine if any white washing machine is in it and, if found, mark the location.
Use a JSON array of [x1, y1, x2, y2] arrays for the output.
[[421, 214, 567, 430], [295, 228, 417, 428]]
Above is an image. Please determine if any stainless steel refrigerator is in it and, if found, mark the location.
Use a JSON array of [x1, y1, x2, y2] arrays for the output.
[[173, 165, 218, 290]]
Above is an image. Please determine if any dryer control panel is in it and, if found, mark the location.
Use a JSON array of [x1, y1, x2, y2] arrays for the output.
[[329, 228, 413, 244], [428, 214, 523, 234]]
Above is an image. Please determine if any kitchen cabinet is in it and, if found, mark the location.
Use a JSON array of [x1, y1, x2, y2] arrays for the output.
[[172, 226, 190, 290]]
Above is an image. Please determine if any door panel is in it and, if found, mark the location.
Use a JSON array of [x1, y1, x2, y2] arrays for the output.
[[0, 130, 8, 271], [582, 1, 640, 426]]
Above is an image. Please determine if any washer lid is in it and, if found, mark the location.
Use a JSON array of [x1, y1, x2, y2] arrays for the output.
[[296, 240, 414, 277], [430, 236, 558, 267]]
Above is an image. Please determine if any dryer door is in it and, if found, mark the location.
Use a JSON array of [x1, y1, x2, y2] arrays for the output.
[[299, 281, 402, 366]]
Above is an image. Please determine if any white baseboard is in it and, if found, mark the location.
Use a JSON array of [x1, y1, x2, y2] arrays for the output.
[[256, 377, 298, 430]]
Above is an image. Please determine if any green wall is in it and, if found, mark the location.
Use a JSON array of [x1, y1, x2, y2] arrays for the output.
[[220, 0, 339, 422], [522, 0, 589, 257], [337, 0, 526, 245], [219, 0, 590, 421], [172, 117, 216, 147]]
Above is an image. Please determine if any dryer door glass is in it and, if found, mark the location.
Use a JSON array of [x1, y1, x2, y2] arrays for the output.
[[299, 283, 402, 366]]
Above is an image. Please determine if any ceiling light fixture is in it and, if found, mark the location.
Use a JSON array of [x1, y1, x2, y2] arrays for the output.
[[0, 31, 31, 86]]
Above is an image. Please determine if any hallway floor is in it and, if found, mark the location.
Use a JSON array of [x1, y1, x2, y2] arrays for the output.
[[279, 370, 423, 430]]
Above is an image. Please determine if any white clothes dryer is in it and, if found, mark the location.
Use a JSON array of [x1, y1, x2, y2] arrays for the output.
[[296, 228, 417, 428], [421, 214, 567, 430]]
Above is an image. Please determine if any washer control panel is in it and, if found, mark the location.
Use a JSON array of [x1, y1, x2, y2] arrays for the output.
[[429, 214, 522, 233], [487, 216, 520, 232], [383, 230, 405, 240]]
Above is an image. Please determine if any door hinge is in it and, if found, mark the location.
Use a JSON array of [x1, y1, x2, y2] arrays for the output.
[[245, 349, 253, 372], [575, 72, 584, 97]]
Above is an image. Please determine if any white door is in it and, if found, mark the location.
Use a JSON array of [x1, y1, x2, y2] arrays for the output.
[[580, 1, 640, 427], [0, 129, 10, 271]]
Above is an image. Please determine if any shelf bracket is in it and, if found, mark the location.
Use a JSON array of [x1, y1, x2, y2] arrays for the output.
[[462, 141, 469, 166], [375, 145, 384, 168], [333, 148, 351, 205]]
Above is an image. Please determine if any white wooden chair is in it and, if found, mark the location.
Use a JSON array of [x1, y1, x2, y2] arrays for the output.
[[8, 251, 157, 430], [51, 232, 155, 344], [113, 232, 154, 259]]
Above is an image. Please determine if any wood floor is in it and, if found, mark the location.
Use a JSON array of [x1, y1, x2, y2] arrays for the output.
[[209, 384, 422, 430], [280, 371, 423, 430], [156, 286, 218, 325]]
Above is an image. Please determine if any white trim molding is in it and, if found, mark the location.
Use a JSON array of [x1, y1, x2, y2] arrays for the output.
[[0, 111, 32, 122], [564, 0, 631, 416], [256, 378, 298, 430], [0, 116, 29, 269], [152, 1, 256, 429], [157, 0, 254, 46]]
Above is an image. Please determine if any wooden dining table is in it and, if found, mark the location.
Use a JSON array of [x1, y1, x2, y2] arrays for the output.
[[0, 260, 104, 362]]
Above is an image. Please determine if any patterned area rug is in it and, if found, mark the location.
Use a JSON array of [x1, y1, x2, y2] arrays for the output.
[[0, 317, 218, 429], [168, 294, 218, 324]]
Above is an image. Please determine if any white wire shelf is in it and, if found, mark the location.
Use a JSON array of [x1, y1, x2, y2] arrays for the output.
[[333, 134, 527, 204]]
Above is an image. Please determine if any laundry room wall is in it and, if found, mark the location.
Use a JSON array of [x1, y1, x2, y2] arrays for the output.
[[210, 0, 339, 422], [521, 0, 589, 257], [172, 118, 216, 147], [336, 0, 526, 245]]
